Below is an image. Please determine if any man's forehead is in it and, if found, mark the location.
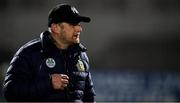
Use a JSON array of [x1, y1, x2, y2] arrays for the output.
[[63, 22, 80, 26]]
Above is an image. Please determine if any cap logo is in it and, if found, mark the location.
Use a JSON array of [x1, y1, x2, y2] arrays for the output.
[[71, 7, 79, 14], [46, 58, 56, 68]]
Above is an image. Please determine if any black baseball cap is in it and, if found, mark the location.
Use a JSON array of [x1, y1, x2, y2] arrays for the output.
[[48, 4, 91, 27]]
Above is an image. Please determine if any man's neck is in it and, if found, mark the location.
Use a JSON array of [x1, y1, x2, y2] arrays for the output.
[[54, 41, 69, 50], [49, 33, 69, 50]]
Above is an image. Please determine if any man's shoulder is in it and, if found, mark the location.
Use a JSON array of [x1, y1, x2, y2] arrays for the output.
[[80, 52, 89, 63], [15, 38, 42, 56]]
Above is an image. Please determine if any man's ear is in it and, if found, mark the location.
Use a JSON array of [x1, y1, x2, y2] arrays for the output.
[[51, 23, 59, 34]]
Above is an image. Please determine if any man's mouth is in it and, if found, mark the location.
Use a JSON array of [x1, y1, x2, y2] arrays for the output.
[[73, 35, 79, 39], [74, 32, 80, 38]]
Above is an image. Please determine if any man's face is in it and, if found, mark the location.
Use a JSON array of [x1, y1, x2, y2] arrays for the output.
[[57, 22, 82, 45]]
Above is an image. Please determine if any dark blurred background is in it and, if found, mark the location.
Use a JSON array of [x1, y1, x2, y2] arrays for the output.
[[1, 0, 180, 102]]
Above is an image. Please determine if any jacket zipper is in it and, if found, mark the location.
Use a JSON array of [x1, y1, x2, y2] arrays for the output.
[[63, 52, 70, 101]]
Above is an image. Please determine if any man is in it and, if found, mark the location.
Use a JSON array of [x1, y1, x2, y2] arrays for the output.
[[3, 4, 96, 102]]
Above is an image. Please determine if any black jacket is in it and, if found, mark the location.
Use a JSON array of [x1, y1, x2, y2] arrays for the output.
[[3, 31, 95, 102]]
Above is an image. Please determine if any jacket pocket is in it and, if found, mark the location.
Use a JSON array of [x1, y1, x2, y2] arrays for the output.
[[68, 90, 84, 100], [72, 71, 88, 81]]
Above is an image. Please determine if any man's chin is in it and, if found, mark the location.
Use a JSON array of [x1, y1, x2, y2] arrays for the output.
[[70, 41, 80, 45], [74, 40, 80, 44]]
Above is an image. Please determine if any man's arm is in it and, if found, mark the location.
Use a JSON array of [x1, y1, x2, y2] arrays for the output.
[[3, 54, 53, 101], [83, 72, 96, 102], [81, 52, 96, 102]]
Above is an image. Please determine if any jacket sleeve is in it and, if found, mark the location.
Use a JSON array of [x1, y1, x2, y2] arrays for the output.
[[3, 53, 53, 101], [83, 72, 96, 102], [81, 52, 96, 102]]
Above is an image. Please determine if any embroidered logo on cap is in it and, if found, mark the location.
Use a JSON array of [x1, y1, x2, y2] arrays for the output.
[[46, 58, 56, 68], [71, 7, 79, 14]]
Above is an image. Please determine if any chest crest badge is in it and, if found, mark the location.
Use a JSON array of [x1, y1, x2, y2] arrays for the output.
[[76, 59, 85, 72], [46, 58, 56, 68]]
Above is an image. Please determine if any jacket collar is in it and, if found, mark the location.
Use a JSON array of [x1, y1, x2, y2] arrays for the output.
[[40, 31, 87, 56]]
